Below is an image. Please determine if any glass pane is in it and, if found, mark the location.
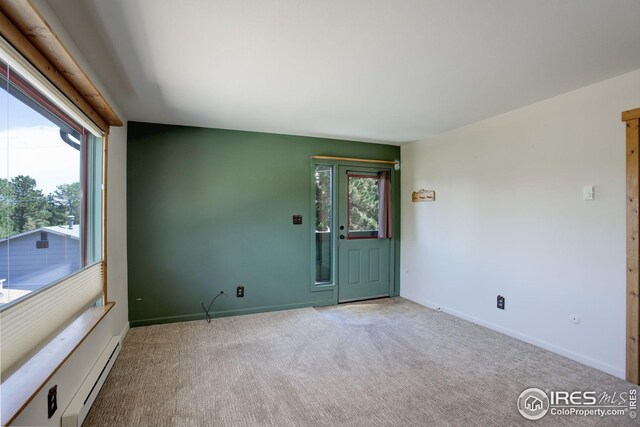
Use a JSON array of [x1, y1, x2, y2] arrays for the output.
[[86, 133, 102, 264], [0, 60, 83, 307], [348, 174, 379, 239], [314, 165, 332, 283], [0, 61, 8, 304]]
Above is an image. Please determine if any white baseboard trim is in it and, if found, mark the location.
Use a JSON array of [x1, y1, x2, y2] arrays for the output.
[[118, 321, 130, 344], [402, 293, 625, 380]]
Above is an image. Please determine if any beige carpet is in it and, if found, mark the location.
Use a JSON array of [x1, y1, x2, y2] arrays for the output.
[[85, 298, 637, 426]]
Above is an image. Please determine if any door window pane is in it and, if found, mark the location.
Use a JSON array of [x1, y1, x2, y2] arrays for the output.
[[314, 165, 332, 283], [347, 174, 379, 239]]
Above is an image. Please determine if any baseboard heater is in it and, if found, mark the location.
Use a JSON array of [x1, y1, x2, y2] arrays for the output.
[[61, 336, 121, 427]]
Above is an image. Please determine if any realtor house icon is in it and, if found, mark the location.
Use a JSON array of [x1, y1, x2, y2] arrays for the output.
[[525, 396, 544, 411], [518, 388, 550, 420]]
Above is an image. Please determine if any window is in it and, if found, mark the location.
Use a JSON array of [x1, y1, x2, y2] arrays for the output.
[[35, 234, 49, 249], [347, 174, 380, 239], [314, 165, 332, 284], [0, 56, 102, 308], [0, 35, 108, 386]]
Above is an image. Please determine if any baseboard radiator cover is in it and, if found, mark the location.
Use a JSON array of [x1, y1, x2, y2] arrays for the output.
[[61, 336, 121, 427]]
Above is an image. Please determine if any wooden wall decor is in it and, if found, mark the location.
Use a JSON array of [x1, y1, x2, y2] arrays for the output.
[[412, 189, 435, 202], [624, 107, 640, 385]]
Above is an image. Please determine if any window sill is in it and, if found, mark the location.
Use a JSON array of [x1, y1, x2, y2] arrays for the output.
[[1, 301, 115, 426]]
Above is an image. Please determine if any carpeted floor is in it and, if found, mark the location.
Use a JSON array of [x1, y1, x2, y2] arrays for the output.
[[85, 298, 638, 426]]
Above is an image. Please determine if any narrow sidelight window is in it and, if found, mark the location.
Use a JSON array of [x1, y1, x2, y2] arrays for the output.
[[314, 165, 332, 284]]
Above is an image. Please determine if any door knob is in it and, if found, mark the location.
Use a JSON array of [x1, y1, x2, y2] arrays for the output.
[[340, 235, 345, 239]]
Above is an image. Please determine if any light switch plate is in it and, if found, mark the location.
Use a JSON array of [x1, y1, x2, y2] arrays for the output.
[[583, 185, 594, 201]]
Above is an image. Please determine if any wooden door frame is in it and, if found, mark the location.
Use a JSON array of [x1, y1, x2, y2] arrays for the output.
[[624, 107, 640, 384]]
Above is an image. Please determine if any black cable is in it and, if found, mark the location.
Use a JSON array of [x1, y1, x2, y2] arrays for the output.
[[201, 291, 224, 323]]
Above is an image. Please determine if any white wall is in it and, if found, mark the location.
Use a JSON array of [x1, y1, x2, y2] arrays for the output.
[[105, 124, 128, 340], [401, 69, 640, 379], [12, 2, 128, 425]]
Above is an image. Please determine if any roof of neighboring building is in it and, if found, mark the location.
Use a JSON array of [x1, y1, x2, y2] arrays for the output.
[[0, 224, 80, 242], [43, 225, 80, 239]]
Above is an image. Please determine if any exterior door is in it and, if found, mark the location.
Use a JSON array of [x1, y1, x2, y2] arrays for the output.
[[337, 166, 391, 302]]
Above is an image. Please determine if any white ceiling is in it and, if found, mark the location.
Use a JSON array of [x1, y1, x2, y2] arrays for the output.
[[45, 0, 640, 144]]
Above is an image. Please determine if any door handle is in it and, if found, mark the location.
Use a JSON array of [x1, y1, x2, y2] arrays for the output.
[[340, 235, 345, 239]]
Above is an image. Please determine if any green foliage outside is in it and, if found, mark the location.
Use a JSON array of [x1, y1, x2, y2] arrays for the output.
[[314, 167, 380, 233], [48, 182, 81, 228], [0, 175, 80, 238], [0, 179, 12, 237], [315, 166, 332, 231], [348, 177, 379, 232]]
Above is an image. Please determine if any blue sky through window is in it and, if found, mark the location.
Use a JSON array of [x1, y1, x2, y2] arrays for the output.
[[0, 83, 80, 194]]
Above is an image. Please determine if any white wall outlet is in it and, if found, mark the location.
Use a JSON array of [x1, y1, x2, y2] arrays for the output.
[[583, 185, 594, 201]]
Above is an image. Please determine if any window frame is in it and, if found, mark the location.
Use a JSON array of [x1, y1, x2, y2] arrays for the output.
[[0, 3, 120, 423], [310, 160, 337, 292], [346, 172, 381, 240], [0, 41, 104, 311], [313, 163, 334, 286], [309, 158, 399, 303]]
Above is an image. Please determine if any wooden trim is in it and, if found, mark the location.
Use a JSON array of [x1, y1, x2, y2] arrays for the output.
[[0, 302, 115, 426], [0, 60, 83, 133], [311, 155, 398, 165], [626, 116, 640, 385], [623, 108, 640, 122], [0, 1, 122, 132], [1, 0, 122, 126], [102, 133, 109, 303], [0, 9, 108, 132]]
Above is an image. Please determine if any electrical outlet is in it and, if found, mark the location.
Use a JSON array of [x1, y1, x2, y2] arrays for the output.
[[236, 286, 244, 298], [497, 295, 505, 310], [48, 385, 58, 418]]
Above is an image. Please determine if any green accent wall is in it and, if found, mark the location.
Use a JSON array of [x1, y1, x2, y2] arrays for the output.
[[127, 122, 401, 326]]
